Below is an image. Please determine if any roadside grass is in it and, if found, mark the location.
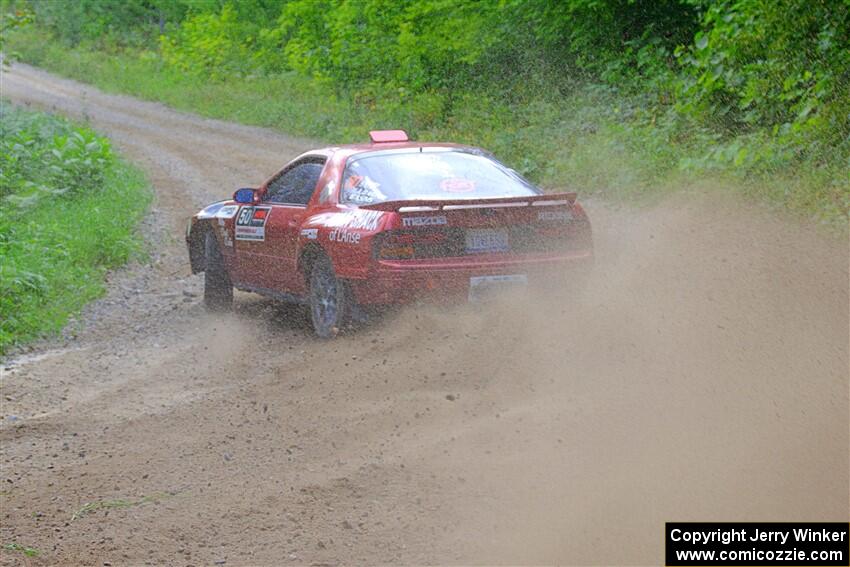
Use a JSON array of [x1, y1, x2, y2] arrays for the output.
[[6, 27, 847, 230], [71, 492, 170, 521], [2, 542, 39, 557], [0, 103, 152, 355]]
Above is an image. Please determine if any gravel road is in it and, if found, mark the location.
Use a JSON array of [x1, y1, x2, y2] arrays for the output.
[[1, 62, 847, 565]]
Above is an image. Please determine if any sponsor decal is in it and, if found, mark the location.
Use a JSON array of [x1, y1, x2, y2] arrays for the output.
[[322, 209, 383, 231], [538, 210, 572, 223], [215, 205, 239, 219], [219, 225, 233, 247], [328, 229, 361, 245], [235, 206, 272, 241], [347, 210, 382, 230], [402, 215, 448, 227], [300, 228, 318, 240], [307, 210, 384, 234]]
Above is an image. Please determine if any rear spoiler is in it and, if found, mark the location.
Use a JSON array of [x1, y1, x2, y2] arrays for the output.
[[358, 192, 577, 212]]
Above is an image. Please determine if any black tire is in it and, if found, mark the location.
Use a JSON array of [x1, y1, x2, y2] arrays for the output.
[[308, 255, 349, 338], [204, 231, 233, 311]]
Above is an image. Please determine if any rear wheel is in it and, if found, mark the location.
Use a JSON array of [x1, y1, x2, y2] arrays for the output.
[[204, 231, 233, 310], [308, 255, 349, 338]]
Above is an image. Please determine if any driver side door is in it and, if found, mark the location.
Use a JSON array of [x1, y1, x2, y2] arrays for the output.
[[235, 159, 326, 294]]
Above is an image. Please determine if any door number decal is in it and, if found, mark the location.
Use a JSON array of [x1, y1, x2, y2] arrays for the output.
[[235, 206, 271, 241]]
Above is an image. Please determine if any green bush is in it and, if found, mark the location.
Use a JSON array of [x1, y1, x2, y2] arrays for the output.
[[159, 3, 261, 79], [4, 0, 848, 227], [0, 105, 151, 353]]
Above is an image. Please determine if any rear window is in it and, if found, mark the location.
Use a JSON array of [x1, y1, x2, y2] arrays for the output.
[[341, 149, 541, 205]]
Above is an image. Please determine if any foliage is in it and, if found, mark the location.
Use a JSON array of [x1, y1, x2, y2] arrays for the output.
[[11, 0, 187, 49], [0, 105, 151, 354], [159, 3, 258, 79], [0, 4, 33, 61], [678, 0, 848, 127], [3, 0, 848, 226], [0, 110, 113, 204], [497, 0, 699, 83]]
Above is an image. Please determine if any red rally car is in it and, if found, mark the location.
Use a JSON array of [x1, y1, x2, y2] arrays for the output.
[[186, 130, 593, 337]]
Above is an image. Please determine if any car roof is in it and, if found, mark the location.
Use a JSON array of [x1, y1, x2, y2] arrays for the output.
[[315, 141, 478, 162]]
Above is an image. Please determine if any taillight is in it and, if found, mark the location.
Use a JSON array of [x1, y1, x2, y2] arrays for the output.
[[414, 232, 448, 245], [374, 229, 454, 259], [375, 231, 415, 259], [379, 244, 415, 259]]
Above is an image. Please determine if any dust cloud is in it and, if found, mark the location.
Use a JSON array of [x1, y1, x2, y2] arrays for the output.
[[366, 193, 848, 563]]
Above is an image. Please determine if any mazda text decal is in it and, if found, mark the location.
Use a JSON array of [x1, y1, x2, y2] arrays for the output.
[[402, 215, 447, 227]]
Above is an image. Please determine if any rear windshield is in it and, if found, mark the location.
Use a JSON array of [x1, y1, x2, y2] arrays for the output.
[[341, 149, 541, 205]]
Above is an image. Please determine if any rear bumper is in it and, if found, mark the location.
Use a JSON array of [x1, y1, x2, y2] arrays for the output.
[[349, 249, 593, 305]]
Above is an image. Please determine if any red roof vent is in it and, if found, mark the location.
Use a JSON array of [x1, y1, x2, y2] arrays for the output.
[[369, 129, 409, 143]]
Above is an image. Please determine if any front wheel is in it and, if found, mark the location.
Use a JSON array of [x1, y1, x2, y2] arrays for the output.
[[308, 256, 349, 338], [204, 231, 233, 311]]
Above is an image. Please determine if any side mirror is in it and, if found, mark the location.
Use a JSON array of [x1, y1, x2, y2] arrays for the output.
[[233, 188, 256, 204]]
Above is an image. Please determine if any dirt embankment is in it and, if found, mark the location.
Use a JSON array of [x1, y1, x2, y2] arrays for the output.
[[1, 63, 847, 565]]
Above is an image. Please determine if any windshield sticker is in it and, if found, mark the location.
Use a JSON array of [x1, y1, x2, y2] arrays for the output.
[[345, 175, 363, 188], [440, 177, 476, 193], [235, 206, 271, 241], [343, 175, 386, 204], [402, 215, 448, 227]]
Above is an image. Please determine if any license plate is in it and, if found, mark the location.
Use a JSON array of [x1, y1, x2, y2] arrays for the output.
[[468, 274, 528, 302], [465, 228, 509, 254]]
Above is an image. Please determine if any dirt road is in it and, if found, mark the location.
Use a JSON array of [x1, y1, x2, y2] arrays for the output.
[[1, 63, 847, 566]]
